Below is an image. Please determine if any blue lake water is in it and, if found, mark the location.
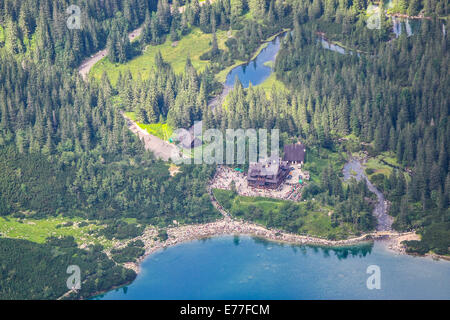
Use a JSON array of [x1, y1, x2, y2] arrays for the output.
[[105, 25, 450, 301], [225, 35, 283, 88], [98, 236, 450, 300]]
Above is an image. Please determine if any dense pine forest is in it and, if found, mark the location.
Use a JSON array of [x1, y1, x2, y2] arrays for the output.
[[0, 54, 218, 225], [0, 0, 157, 68], [0, 237, 136, 299], [0, 0, 221, 299], [0, 0, 449, 299]]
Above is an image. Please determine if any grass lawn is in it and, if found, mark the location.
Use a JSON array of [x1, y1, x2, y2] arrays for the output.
[[242, 10, 264, 24], [0, 216, 115, 249], [213, 189, 356, 239], [90, 27, 230, 85], [124, 111, 173, 141]]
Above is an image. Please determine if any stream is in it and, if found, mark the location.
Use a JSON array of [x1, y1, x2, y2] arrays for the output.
[[208, 33, 395, 232], [343, 159, 394, 231], [93, 21, 450, 301]]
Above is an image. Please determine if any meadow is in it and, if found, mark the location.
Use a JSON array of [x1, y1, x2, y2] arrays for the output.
[[90, 28, 231, 86], [0, 216, 115, 249]]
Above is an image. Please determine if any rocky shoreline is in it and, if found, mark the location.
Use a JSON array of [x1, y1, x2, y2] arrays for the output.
[[119, 170, 422, 274], [123, 217, 417, 274], [382, 232, 450, 261], [87, 219, 446, 299]]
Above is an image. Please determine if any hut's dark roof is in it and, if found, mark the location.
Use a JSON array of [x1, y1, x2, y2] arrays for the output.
[[283, 143, 306, 162], [247, 159, 289, 185]]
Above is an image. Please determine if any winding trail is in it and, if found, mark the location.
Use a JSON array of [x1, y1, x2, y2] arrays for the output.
[[343, 158, 394, 231], [78, 0, 217, 80], [77, 1, 218, 160], [78, 26, 178, 160], [208, 84, 232, 110], [78, 27, 143, 80]]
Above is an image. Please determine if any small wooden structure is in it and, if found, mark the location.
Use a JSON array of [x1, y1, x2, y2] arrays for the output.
[[283, 142, 306, 165]]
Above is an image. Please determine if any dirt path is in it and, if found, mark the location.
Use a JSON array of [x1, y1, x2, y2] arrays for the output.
[[77, 25, 182, 161], [208, 84, 232, 110], [78, 27, 142, 80], [78, 30, 182, 162], [122, 113, 182, 161], [78, 0, 218, 79], [77, 3, 218, 160]]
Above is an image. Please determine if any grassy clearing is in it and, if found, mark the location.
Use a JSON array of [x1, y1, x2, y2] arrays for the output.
[[90, 28, 230, 85], [122, 217, 138, 224], [365, 152, 410, 182], [213, 189, 357, 239], [365, 157, 393, 177], [303, 148, 347, 184], [124, 111, 173, 141], [0, 25, 4, 43], [377, 151, 402, 168], [0, 216, 115, 249]]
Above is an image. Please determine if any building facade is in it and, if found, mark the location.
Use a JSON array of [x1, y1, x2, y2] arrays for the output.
[[247, 158, 290, 189]]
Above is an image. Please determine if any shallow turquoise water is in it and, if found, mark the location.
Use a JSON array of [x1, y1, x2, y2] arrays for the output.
[[97, 236, 449, 300]]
